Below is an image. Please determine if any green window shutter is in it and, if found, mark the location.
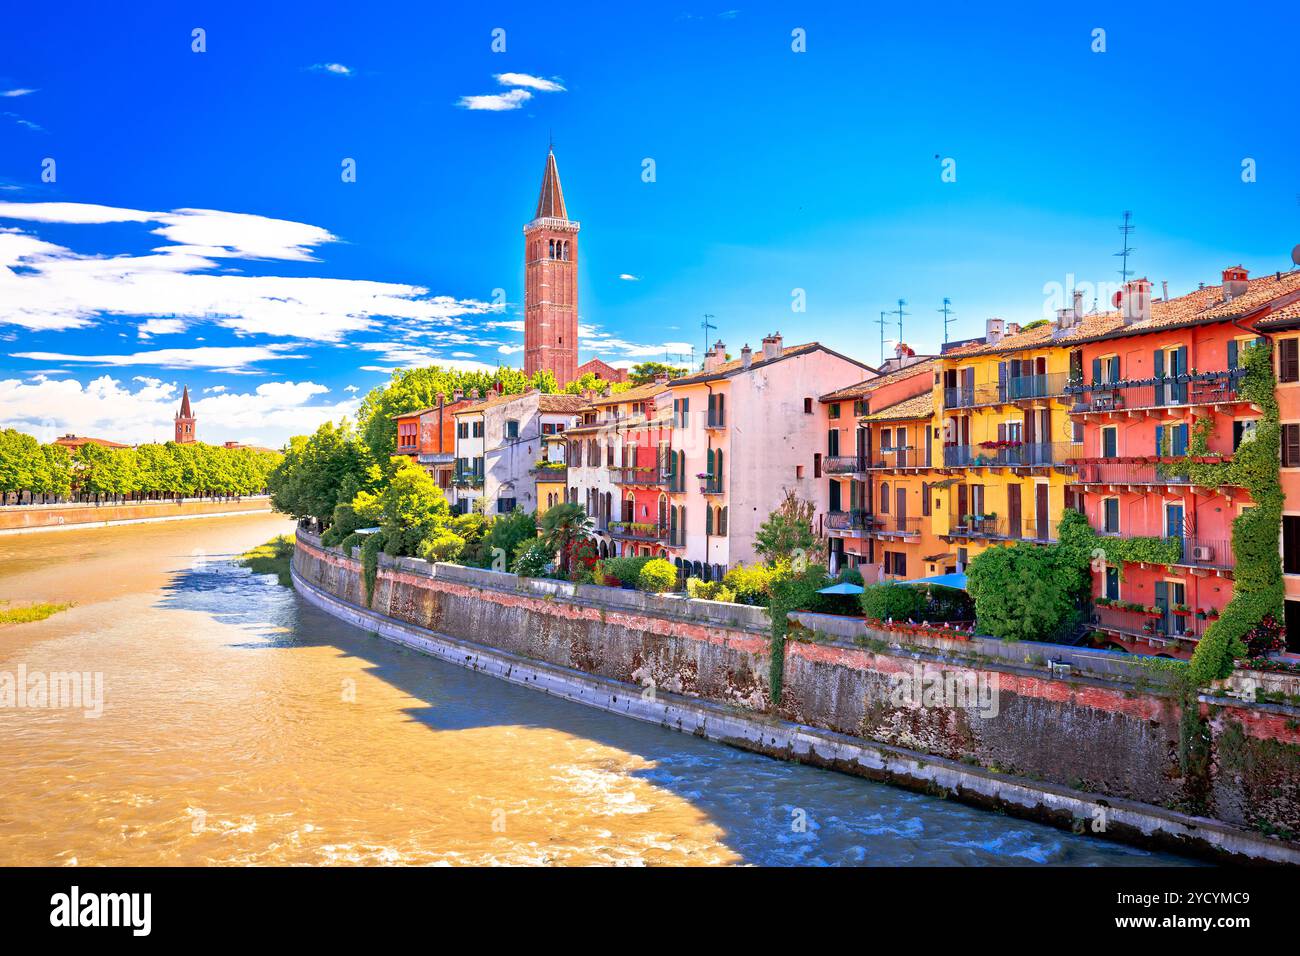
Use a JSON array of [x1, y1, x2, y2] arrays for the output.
[[705, 506, 713, 535]]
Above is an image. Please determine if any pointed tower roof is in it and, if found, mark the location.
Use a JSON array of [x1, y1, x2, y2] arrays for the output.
[[534, 148, 568, 221], [177, 385, 192, 419]]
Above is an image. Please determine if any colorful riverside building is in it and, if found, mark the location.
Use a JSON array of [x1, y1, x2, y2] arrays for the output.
[[450, 388, 584, 516], [392, 390, 477, 493], [1257, 298, 1300, 644], [664, 333, 873, 580], [565, 378, 674, 559], [1061, 270, 1300, 656], [818, 349, 938, 579]]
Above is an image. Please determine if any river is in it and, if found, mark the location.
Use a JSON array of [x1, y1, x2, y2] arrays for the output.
[[0, 514, 1194, 866]]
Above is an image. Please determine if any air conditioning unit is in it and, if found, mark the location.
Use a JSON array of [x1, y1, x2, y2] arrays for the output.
[[1191, 545, 1213, 562]]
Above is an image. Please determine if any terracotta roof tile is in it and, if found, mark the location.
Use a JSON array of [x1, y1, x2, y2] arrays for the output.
[[589, 381, 668, 405], [819, 358, 937, 402], [673, 342, 870, 387], [859, 392, 934, 423]]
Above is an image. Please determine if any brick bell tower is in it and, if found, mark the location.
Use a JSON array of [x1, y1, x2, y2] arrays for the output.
[[523, 147, 579, 385], [174, 385, 196, 444]]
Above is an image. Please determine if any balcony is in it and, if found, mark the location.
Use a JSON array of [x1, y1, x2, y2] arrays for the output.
[[943, 372, 1070, 409], [609, 466, 671, 486], [826, 509, 873, 532], [866, 515, 922, 538], [1090, 532, 1234, 574], [1091, 603, 1207, 646], [825, 455, 868, 476], [530, 461, 567, 481], [452, 469, 484, 489], [1066, 369, 1245, 417], [945, 517, 1059, 543], [869, 447, 930, 471], [941, 442, 1077, 470], [608, 521, 668, 543], [1075, 461, 1196, 490]]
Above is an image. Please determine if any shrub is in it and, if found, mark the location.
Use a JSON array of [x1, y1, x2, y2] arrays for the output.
[[860, 583, 925, 621], [837, 567, 865, 587], [686, 578, 736, 603], [637, 558, 678, 593], [723, 563, 776, 605], [378, 457, 450, 557], [967, 543, 1082, 642], [925, 584, 974, 622], [360, 531, 387, 607], [598, 555, 652, 587], [340, 531, 362, 558], [512, 539, 553, 578], [421, 530, 466, 564]]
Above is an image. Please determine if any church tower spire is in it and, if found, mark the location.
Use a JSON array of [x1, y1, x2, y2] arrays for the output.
[[523, 147, 579, 385], [174, 385, 196, 444]]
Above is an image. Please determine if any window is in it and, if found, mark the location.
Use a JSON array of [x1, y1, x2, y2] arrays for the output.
[[541, 422, 557, 435], [1285, 516, 1300, 575], [921, 482, 931, 516], [473, 421, 484, 438], [1103, 497, 1120, 534], [1101, 426, 1118, 459], [813, 453, 822, 478], [1233, 419, 1257, 451], [827, 430, 840, 456], [804, 397, 813, 414], [497, 497, 517, 514], [829, 403, 841, 419], [504, 419, 519, 440], [1279, 338, 1300, 384], [795, 465, 804, 479], [1284, 424, 1300, 468], [705, 506, 713, 535], [880, 482, 890, 513], [1072, 420, 1084, 443], [457, 422, 468, 439], [1104, 566, 1120, 601], [885, 551, 907, 577]]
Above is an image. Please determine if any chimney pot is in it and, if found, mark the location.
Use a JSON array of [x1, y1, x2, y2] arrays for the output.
[[704, 339, 728, 372], [1222, 265, 1249, 301], [1120, 278, 1153, 325], [985, 318, 1005, 345], [761, 331, 783, 361], [740, 344, 753, 369]]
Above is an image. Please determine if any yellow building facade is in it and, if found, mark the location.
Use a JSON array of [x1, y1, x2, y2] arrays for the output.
[[932, 318, 1083, 569]]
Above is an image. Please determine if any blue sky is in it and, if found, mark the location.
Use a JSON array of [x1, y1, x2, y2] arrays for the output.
[[1, 0, 1296, 446]]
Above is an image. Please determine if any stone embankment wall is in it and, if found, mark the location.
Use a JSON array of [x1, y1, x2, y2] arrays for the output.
[[0, 496, 272, 533], [293, 528, 1300, 863]]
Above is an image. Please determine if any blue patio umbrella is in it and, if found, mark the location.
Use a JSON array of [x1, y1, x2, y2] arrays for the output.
[[902, 572, 968, 591], [817, 581, 866, 595]]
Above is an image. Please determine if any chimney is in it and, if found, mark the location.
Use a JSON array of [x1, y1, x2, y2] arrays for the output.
[[761, 331, 782, 361], [740, 343, 752, 369], [704, 339, 727, 372], [1055, 307, 1075, 330], [1160, 280, 1169, 302], [985, 318, 1005, 345], [1120, 278, 1152, 325], [653, 372, 670, 385], [469, 387, 480, 399], [1072, 290, 1084, 320], [1005, 321, 1021, 337], [1222, 265, 1249, 301], [452, 388, 464, 401]]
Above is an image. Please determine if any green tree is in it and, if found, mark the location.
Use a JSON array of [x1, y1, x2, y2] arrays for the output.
[[0, 429, 41, 501], [536, 502, 592, 577], [754, 488, 824, 563], [967, 543, 1082, 642], [267, 420, 368, 524], [37, 443, 73, 502], [629, 361, 688, 385], [378, 456, 451, 557]]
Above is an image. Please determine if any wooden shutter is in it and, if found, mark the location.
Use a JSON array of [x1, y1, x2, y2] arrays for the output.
[[1281, 339, 1300, 384], [1283, 424, 1300, 468]]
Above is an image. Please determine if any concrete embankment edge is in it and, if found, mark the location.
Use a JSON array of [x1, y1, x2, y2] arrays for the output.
[[291, 564, 1300, 865], [0, 506, 273, 535]]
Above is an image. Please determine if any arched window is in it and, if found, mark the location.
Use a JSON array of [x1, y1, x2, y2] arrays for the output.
[[880, 482, 890, 513], [623, 493, 634, 522], [657, 494, 667, 531], [719, 506, 728, 536]]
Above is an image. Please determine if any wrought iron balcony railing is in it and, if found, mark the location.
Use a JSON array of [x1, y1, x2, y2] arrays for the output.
[[609, 466, 671, 486], [942, 442, 1077, 469], [943, 372, 1070, 409], [452, 469, 484, 488], [608, 521, 668, 542], [1066, 369, 1244, 415], [825, 455, 868, 475], [825, 509, 873, 532]]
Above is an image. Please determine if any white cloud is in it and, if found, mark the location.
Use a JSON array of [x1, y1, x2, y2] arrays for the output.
[[0, 375, 358, 447], [493, 73, 565, 93], [11, 344, 302, 372], [343, 384, 359, 393], [497, 344, 525, 355], [618, 273, 641, 281], [1, 89, 36, 97], [204, 384, 227, 393], [0, 202, 498, 338], [308, 63, 353, 76], [4, 113, 42, 132], [138, 317, 185, 338], [457, 89, 532, 111], [485, 319, 525, 332]]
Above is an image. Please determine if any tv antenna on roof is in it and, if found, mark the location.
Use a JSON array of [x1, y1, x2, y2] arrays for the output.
[[938, 297, 955, 343], [700, 314, 716, 368], [877, 311, 890, 366], [1114, 210, 1136, 282], [894, 298, 909, 348]]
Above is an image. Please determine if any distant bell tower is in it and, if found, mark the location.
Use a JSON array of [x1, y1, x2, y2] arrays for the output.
[[523, 147, 579, 385], [174, 385, 196, 444]]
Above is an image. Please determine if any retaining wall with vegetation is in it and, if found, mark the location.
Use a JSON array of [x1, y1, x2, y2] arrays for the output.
[[292, 527, 1300, 863]]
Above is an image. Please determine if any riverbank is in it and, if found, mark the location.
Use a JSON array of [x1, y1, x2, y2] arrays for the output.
[[292, 526, 1300, 865], [0, 496, 272, 535]]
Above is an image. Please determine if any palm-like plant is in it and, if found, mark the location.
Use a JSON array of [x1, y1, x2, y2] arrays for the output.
[[537, 502, 593, 577]]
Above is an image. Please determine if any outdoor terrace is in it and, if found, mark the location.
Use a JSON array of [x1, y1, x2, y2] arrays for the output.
[[942, 371, 1070, 410], [941, 441, 1078, 470], [1066, 369, 1245, 418]]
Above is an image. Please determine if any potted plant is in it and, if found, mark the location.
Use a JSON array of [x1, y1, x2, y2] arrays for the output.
[[1095, 596, 1113, 608], [1172, 603, 1191, 617]]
